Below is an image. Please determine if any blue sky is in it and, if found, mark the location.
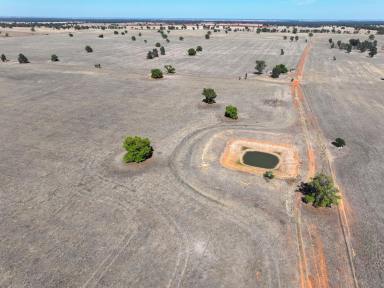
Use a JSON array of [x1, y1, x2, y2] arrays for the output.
[[0, 0, 383, 20]]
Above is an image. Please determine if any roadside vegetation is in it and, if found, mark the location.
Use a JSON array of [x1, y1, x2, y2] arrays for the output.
[[271, 64, 288, 78], [299, 173, 341, 207]]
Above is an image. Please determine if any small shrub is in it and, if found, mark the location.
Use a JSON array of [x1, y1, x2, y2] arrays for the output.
[[205, 33, 210, 39], [164, 65, 176, 74], [85, 45, 93, 53], [51, 54, 59, 62], [1, 54, 7, 62], [155, 42, 161, 47], [264, 171, 275, 180], [131, 36, 136, 41], [98, 34, 104, 38], [202, 88, 217, 104], [179, 36, 184, 41], [188, 48, 197, 56], [151, 69, 163, 79], [332, 138, 346, 148], [18, 53, 29, 64], [94, 64, 102, 69], [196, 46, 203, 52], [160, 46, 165, 55], [69, 33, 74, 37], [225, 105, 238, 119], [123, 136, 153, 163], [280, 49, 284, 55], [299, 173, 341, 208]]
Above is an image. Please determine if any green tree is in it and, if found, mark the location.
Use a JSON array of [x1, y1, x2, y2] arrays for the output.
[[160, 46, 165, 55], [255, 60, 267, 74], [225, 105, 238, 119], [85, 45, 93, 53], [196, 46, 203, 52], [155, 42, 161, 47], [131, 36, 136, 41], [188, 48, 197, 56], [69, 33, 74, 37], [271, 67, 280, 78], [300, 173, 341, 207], [205, 33, 210, 39], [164, 65, 176, 74], [264, 171, 274, 180], [369, 34, 375, 40], [280, 49, 284, 55], [123, 136, 153, 163], [308, 32, 314, 37], [369, 46, 377, 57], [51, 54, 59, 62], [147, 51, 154, 59], [202, 88, 217, 104], [98, 34, 104, 38], [18, 53, 29, 64], [179, 36, 184, 41], [332, 138, 346, 148], [1, 54, 7, 62], [151, 69, 163, 79]]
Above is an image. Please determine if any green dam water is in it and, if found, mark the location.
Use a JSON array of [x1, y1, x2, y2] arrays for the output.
[[242, 151, 279, 169]]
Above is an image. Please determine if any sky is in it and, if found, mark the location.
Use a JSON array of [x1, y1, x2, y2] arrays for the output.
[[0, 0, 383, 20]]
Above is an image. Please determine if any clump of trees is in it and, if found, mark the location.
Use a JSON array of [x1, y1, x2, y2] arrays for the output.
[[332, 138, 346, 148], [299, 173, 341, 208], [18, 53, 29, 64], [85, 46, 93, 53], [335, 37, 378, 57], [202, 88, 217, 104], [164, 65, 176, 74], [122, 136, 153, 163], [188, 48, 197, 56], [255, 60, 267, 74], [151, 68, 163, 79], [271, 64, 288, 78], [225, 105, 238, 119], [51, 54, 59, 62]]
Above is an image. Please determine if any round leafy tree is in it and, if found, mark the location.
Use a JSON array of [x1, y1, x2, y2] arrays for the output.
[[188, 48, 197, 56], [18, 54, 29, 64], [196, 46, 203, 52], [51, 54, 59, 62], [225, 105, 238, 119], [202, 88, 217, 104], [85, 45, 93, 53], [123, 136, 153, 163], [300, 173, 341, 208], [151, 69, 163, 79], [332, 138, 346, 148], [255, 60, 266, 74]]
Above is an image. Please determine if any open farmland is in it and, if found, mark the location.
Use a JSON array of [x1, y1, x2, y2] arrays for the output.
[[0, 25, 383, 287]]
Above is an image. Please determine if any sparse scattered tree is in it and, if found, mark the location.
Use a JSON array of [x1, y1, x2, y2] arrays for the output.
[[51, 54, 59, 62], [147, 51, 154, 59], [332, 138, 346, 148], [205, 33, 210, 39], [225, 105, 238, 119], [255, 60, 267, 74], [94, 64, 102, 69], [69, 33, 73, 37], [179, 36, 184, 41], [131, 36, 136, 41], [308, 32, 314, 37], [85, 45, 93, 53], [264, 171, 274, 180], [280, 49, 284, 55], [271, 64, 288, 78], [114, 31, 118, 35], [152, 48, 159, 57], [98, 34, 104, 38], [160, 46, 165, 55], [123, 136, 153, 163], [188, 48, 197, 56], [202, 88, 217, 104], [299, 173, 341, 208], [196, 46, 203, 52], [1, 54, 7, 62], [155, 42, 161, 47], [164, 65, 176, 74], [151, 68, 163, 79], [18, 53, 29, 64], [369, 34, 375, 40], [295, 36, 299, 41], [369, 46, 377, 57]]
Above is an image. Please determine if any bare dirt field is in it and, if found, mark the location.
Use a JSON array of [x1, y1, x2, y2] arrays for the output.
[[0, 26, 383, 287]]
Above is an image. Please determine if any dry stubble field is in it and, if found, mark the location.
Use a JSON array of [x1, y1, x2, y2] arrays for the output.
[[0, 26, 383, 287]]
